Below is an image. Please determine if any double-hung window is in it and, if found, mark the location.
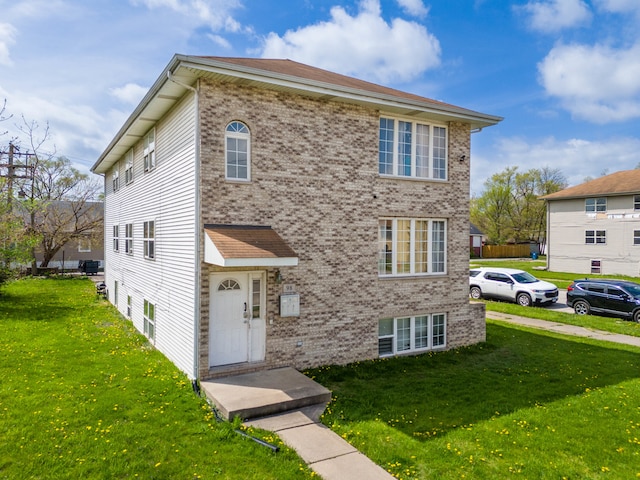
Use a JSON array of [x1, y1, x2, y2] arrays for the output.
[[124, 149, 134, 184], [634, 230, 640, 245], [78, 236, 91, 253], [225, 121, 250, 181], [124, 223, 133, 255], [143, 220, 155, 259], [378, 218, 446, 276], [144, 128, 156, 172], [113, 225, 119, 252], [143, 300, 155, 341], [378, 314, 446, 356], [112, 168, 120, 192], [379, 117, 447, 180], [586, 230, 606, 244], [585, 197, 606, 213]]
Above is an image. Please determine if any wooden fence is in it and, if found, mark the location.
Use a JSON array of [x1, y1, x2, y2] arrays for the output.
[[481, 244, 532, 259]]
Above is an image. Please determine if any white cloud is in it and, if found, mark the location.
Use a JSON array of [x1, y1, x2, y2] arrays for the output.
[[259, 0, 440, 84], [519, 0, 592, 33], [109, 83, 149, 105], [594, 0, 640, 14], [471, 136, 640, 194], [396, 0, 429, 18], [538, 42, 640, 123], [0, 23, 17, 66], [131, 0, 244, 32]]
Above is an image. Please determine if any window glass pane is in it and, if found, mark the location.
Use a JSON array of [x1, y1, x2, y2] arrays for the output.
[[432, 314, 445, 347], [398, 121, 412, 176], [252, 279, 261, 318], [415, 315, 428, 349], [396, 317, 411, 352], [415, 220, 428, 273], [396, 219, 411, 273], [378, 220, 393, 274], [415, 124, 429, 178], [379, 318, 394, 336], [431, 220, 446, 272], [379, 118, 394, 175], [432, 127, 447, 179], [378, 337, 393, 356]]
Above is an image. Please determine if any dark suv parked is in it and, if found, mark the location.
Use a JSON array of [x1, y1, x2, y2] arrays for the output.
[[566, 279, 640, 322]]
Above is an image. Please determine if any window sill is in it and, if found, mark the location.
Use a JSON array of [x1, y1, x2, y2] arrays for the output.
[[378, 174, 448, 183], [378, 273, 448, 279]]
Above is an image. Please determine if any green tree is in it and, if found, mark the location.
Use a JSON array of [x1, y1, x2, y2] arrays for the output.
[[471, 166, 566, 250]]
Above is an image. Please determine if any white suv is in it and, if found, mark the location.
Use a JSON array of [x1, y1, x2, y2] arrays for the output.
[[469, 267, 558, 307]]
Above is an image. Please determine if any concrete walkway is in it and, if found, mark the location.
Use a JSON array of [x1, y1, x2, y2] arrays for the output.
[[200, 368, 393, 480], [488, 311, 640, 347]]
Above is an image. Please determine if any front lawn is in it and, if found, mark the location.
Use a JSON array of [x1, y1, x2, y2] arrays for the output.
[[0, 277, 313, 479], [470, 259, 640, 338], [308, 322, 640, 479]]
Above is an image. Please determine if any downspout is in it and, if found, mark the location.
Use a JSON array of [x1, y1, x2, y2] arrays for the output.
[[167, 71, 201, 381]]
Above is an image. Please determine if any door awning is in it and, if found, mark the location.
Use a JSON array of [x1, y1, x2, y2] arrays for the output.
[[204, 224, 299, 267]]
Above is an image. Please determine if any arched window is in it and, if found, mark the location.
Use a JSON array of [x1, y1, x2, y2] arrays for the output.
[[225, 121, 250, 181], [218, 279, 241, 291]]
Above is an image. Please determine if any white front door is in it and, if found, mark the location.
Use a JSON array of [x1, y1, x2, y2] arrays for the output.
[[209, 272, 266, 367]]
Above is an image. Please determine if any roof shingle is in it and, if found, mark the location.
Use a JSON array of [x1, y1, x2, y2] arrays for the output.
[[541, 170, 640, 200]]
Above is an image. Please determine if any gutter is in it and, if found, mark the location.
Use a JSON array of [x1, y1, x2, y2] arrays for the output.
[[167, 71, 202, 381]]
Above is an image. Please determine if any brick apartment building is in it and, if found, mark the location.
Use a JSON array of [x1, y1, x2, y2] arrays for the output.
[[92, 55, 501, 380]]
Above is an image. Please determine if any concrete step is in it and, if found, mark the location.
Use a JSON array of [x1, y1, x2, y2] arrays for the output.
[[200, 367, 332, 420]]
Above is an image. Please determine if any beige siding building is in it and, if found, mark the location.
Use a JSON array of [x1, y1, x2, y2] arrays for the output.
[[92, 55, 501, 380], [542, 170, 640, 277]]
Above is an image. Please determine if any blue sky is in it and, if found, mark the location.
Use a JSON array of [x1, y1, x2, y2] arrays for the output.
[[1, 0, 639, 194]]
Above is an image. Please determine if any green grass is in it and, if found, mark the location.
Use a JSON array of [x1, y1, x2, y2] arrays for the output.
[[0, 277, 314, 480], [307, 321, 640, 479]]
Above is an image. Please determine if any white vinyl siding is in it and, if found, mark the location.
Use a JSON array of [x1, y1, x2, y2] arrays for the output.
[[103, 92, 197, 377]]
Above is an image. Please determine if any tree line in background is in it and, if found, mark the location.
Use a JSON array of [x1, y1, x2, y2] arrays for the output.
[[0, 100, 102, 287], [471, 166, 567, 254]]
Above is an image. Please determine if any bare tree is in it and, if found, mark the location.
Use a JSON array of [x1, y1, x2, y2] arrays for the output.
[[15, 118, 103, 271]]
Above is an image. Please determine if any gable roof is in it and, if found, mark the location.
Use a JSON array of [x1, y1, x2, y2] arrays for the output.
[[541, 170, 640, 201], [204, 224, 298, 267], [92, 54, 502, 174]]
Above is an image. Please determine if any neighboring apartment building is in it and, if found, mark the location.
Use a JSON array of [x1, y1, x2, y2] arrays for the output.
[[92, 55, 502, 380], [542, 170, 640, 276]]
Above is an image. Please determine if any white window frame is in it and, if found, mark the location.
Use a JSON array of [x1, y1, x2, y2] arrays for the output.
[[78, 236, 91, 253], [225, 121, 251, 181], [143, 128, 156, 172], [112, 167, 120, 192], [378, 218, 447, 276], [143, 299, 155, 342], [378, 116, 448, 180], [113, 225, 119, 252], [378, 314, 446, 357], [585, 230, 606, 244], [585, 197, 606, 213], [143, 220, 155, 259], [124, 223, 133, 255], [124, 149, 134, 184]]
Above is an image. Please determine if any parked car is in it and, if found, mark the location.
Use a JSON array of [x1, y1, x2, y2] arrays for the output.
[[469, 267, 559, 307], [566, 279, 640, 322]]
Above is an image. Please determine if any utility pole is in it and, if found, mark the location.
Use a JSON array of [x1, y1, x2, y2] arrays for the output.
[[1, 143, 35, 269]]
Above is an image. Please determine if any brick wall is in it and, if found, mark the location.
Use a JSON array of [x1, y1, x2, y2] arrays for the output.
[[197, 79, 485, 378]]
